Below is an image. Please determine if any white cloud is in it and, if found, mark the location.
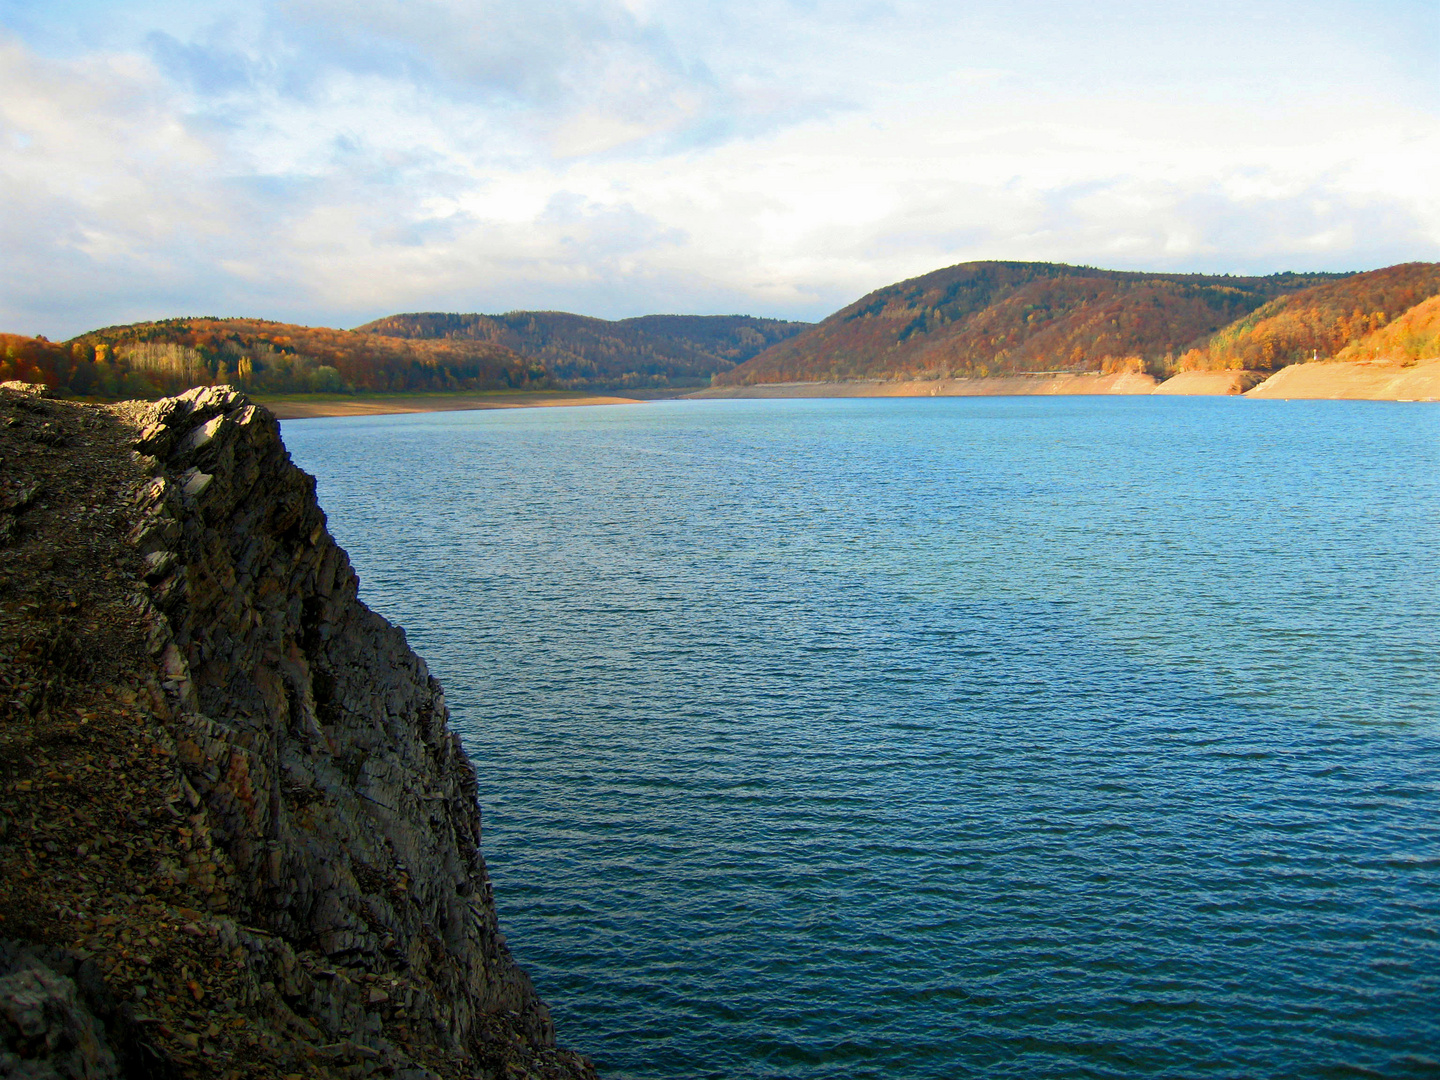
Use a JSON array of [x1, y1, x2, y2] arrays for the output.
[[0, 0, 1437, 337]]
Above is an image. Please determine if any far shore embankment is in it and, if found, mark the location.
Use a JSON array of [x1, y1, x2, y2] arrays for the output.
[[687, 361, 1440, 402], [255, 389, 648, 419], [1243, 359, 1440, 400], [688, 371, 1161, 399], [1154, 371, 1266, 395], [247, 359, 1440, 419]]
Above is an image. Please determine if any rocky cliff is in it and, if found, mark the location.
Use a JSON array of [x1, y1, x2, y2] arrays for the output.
[[0, 383, 594, 1079]]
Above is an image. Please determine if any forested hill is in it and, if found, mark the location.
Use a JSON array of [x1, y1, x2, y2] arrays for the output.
[[1337, 293, 1440, 365], [0, 310, 810, 399], [9, 266, 1436, 399], [357, 311, 812, 388], [1200, 263, 1440, 370], [717, 262, 1354, 385], [3, 317, 540, 399]]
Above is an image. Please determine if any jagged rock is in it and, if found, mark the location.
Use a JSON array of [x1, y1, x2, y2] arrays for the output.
[[0, 382, 52, 398], [0, 944, 119, 1079], [0, 386, 596, 1079]]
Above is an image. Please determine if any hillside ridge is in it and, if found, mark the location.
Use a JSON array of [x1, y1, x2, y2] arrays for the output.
[[0, 311, 810, 400], [718, 261, 1440, 386], [355, 311, 811, 389], [6, 263, 1437, 401], [1203, 263, 1440, 369]]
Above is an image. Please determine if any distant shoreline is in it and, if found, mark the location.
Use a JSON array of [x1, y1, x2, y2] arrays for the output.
[[688, 360, 1440, 402], [250, 358, 1440, 419], [257, 390, 652, 419]]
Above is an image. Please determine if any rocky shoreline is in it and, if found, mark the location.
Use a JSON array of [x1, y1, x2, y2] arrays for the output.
[[0, 383, 594, 1079]]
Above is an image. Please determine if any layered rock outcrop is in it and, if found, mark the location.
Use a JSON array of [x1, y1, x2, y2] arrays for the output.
[[0, 385, 593, 1079]]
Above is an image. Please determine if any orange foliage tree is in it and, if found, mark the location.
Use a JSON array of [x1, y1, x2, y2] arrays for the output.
[[1200, 263, 1440, 370]]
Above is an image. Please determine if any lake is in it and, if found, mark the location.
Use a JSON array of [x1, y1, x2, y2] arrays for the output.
[[283, 396, 1440, 1079]]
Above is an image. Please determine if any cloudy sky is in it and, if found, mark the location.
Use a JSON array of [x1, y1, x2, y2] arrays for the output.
[[1, 0, 1437, 338]]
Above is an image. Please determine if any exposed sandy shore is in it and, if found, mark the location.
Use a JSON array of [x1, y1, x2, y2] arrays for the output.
[[1245, 359, 1440, 400], [688, 371, 1160, 399], [1152, 370, 1265, 395], [255, 390, 646, 419], [247, 361, 1440, 417], [693, 364, 1440, 401]]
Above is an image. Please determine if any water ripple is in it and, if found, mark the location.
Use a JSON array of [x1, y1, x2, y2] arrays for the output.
[[284, 397, 1440, 1079]]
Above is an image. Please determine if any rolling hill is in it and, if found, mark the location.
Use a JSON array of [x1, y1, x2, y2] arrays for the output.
[[44, 317, 540, 399], [1335, 292, 1440, 365], [9, 266, 1437, 401], [2, 310, 810, 399], [717, 262, 1351, 385], [1199, 263, 1440, 370], [356, 311, 811, 388]]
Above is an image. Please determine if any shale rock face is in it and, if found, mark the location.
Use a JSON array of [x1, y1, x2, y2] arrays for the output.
[[0, 384, 593, 1079], [0, 943, 125, 1080]]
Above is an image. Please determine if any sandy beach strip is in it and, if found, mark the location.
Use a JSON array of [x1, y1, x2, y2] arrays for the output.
[[687, 371, 1161, 399], [1245, 360, 1440, 401], [1152, 370, 1265, 395], [691, 363, 1440, 401], [255, 391, 647, 419], [254, 361, 1440, 416]]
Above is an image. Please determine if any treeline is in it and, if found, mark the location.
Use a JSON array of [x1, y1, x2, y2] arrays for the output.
[[0, 334, 80, 393], [718, 261, 1440, 386], [10, 264, 1436, 400], [717, 262, 1346, 385], [356, 311, 811, 388], [1191, 263, 1440, 370], [1335, 294, 1440, 364], [3, 310, 813, 400], [2, 318, 543, 399]]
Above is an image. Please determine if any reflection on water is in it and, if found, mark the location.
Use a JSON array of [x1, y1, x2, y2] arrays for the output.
[[285, 396, 1440, 1079]]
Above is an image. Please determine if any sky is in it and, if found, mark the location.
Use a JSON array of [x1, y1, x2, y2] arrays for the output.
[[1, 0, 1437, 338]]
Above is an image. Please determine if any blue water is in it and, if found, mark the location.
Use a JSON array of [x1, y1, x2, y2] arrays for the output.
[[282, 396, 1440, 1079]]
